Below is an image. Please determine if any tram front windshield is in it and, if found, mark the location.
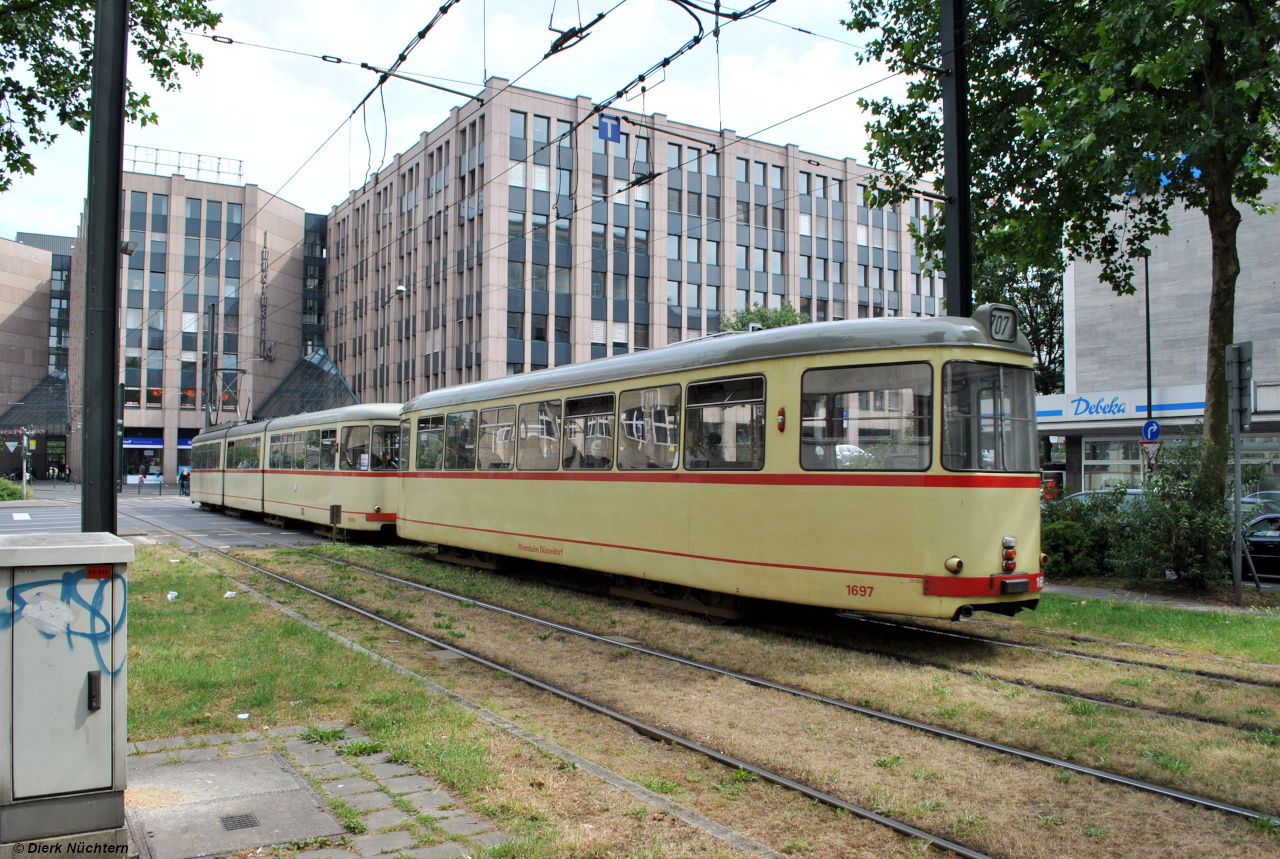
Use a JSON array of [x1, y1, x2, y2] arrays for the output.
[[941, 362, 1037, 472]]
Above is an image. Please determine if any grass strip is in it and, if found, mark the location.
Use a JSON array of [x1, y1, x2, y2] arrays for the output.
[[127, 545, 762, 857]]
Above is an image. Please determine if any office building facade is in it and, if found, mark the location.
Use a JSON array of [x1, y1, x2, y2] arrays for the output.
[[67, 172, 317, 483], [0, 234, 73, 478], [327, 78, 945, 405], [1037, 182, 1280, 491]]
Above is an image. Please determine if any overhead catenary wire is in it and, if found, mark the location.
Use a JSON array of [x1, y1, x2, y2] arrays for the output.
[[132, 6, 469, 379]]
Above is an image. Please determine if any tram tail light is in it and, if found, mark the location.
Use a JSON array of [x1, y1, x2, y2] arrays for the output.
[[1001, 536, 1017, 571], [777, 407, 786, 432], [1040, 553, 1048, 569]]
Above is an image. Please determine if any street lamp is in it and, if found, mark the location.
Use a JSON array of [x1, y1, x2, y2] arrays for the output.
[[1141, 249, 1152, 421]]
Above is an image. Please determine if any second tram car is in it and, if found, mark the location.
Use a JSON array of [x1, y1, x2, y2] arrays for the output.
[[397, 306, 1044, 620], [191, 404, 403, 531]]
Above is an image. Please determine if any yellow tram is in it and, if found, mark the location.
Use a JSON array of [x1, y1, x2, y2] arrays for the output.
[[190, 404, 403, 532], [398, 305, 1043, 620]]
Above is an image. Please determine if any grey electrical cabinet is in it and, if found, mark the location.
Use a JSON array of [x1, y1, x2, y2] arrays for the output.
[[1, 533, 133, 849]]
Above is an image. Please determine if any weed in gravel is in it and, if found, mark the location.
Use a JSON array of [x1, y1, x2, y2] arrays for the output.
[[1054, 770, 1073, 783], [781, 841, 813, 854], [932, 706, 958, 718], [1141, 749, 1191, 772], [911, 768, 939, 781], [949, 811, 983, 837], [1249, 731, 1280, 747], [535, 630, 554, 642], [338, 739, 383, 756], [875, 756, 903, 769], [1038, 813, 1063, 826], [637, 776, 681, 795], [1066, 700, 1100, 716], [1085, 826, 1106, 837], [326, 797, 365, 833], [1250, 816, 1279, 836], [1241, 706, 1272, 717], [302, 726, 346, 744]]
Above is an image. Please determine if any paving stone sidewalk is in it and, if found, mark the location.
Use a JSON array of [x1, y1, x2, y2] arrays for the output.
[[128, 722, 513, 858]]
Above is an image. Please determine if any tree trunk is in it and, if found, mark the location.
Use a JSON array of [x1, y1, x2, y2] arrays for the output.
[[1201, 149, 1242, 497]]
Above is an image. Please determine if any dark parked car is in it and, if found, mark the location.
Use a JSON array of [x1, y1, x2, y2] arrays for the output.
[[1244, 514, 1280, 576]]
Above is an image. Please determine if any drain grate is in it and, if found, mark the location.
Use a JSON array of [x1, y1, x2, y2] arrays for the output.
[[219, 813, 260, 831]]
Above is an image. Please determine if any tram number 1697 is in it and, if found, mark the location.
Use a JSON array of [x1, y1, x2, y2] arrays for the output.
[[846, 584, 874, 598]]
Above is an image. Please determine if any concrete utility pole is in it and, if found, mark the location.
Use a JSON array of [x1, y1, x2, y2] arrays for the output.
[[82, 0, 129, 534], [940, 0, 974, 318]]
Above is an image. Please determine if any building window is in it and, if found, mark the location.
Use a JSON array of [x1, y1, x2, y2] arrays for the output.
[[510, 111, 526, 139], [737, 158, 749, 182], [668, 143, 681, 169]]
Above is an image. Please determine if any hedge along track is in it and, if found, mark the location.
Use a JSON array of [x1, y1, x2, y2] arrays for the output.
[[123, 512, 994, 859], [123, 509, 1278, 825], [180, 524, 1275, 827]]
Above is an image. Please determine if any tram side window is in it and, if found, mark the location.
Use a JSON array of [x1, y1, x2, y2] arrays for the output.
[[320, 429, 337, 470], [399, 421, 410, 471], [268, 434, 285, 469], [289, 432, 306, 469], [194, 442, 221, 470], [942, 362, 1037, 472], [478, 407, 516, 469], [371, 425, 400, 470], [800, 363, 933, 471], [342, 426, 371, 470], [517, 401, 561, 470], [684, 376, 765, 470], [563, 394, 615, 470], [227, 437, 260, 469], [444, 411, 477, 470], [304, 430, 321, 470], [619, 386, 681, 470], [416, 416, 444, 469]]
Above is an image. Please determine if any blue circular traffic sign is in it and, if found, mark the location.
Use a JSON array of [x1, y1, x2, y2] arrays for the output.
[[1142, 420, 1161, 441]]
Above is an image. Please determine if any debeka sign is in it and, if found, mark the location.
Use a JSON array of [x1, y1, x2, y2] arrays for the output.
[[1071, 396, 1127, 416]]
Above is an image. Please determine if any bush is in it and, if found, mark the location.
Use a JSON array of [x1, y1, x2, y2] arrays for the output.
[[0, 477, 22, 501], [1041, 519, 1096, 577], [1040, 426, 1250, 588]]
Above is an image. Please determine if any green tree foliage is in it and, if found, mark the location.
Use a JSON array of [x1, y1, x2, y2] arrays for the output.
[[973, 256, 1063, 394], [718, 299, 808, 331], [0, 0, 221, 191], [843, 0, 1280, 479]]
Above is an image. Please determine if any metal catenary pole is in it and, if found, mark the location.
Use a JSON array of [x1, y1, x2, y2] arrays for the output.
[[82, 0, 130, 534], [940, 0, 974, 319]]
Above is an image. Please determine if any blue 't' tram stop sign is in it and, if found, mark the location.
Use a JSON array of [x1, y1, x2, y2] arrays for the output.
[[598, 115, 621, 143], [1142, 420, 1161, 442]]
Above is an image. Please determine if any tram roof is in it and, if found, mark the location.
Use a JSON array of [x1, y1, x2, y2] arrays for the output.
[[403, 305, 1031, 414], [194, 403, 403, 442]]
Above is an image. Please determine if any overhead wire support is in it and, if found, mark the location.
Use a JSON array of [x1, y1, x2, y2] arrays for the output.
[[359, 62, 483, 103], [545, 10, 606, 58]]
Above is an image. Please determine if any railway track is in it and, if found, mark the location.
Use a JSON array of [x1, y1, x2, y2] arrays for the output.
[[835, 613, 1280, 691], [123, 509, 1276, 829], [957, 615, 1280, 673], [121, 509, 994, 859]]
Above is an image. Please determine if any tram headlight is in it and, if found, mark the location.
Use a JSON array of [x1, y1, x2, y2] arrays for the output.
[[944, 556, 964, 574]]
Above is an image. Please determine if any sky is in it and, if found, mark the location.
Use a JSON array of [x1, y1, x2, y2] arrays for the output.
[[0, 0, 909, 241]]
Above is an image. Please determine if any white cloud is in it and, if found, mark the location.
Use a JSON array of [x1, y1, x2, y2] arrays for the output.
[[0, 0, 907, 239]]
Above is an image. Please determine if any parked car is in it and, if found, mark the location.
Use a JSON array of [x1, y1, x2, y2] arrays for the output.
[[1242, 491, 1280, 518], [1065, 488, 1145, 507], [1244, 514, 1280, 576]]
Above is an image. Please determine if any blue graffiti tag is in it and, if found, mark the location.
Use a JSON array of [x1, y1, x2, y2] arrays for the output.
[[2, 569, 127, 675]]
